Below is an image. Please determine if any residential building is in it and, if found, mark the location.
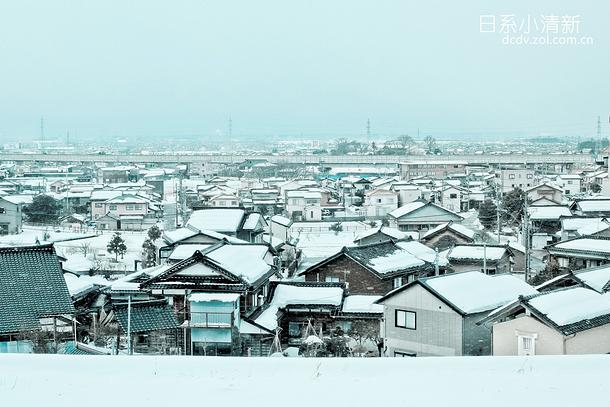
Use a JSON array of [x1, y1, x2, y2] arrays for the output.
[[376, 271, 537, 357]]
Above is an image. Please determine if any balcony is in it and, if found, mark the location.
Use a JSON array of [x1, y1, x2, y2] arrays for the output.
[[185, 311, 234, 328]]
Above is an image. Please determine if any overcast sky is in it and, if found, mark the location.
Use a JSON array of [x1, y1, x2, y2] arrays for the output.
[[0, 0, 608, 142]]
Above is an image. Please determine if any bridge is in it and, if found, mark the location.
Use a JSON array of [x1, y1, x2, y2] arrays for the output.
[[0, 152, 595, 166]]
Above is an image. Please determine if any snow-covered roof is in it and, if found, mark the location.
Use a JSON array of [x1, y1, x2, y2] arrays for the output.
[[186, 209, 245, 232], [168, 244, 213, 261], [445, 245, 507, 261], [528, 287, 610, 326], [395, 240, 447, 265], [353, 226, 409, 242], [271, 215, 292, 227], [561, 217, 605, 231], [63, 273, 109, 296], [528, 206, 572, 221], [575, 199, 610, 213], [2, 195, 34, 205], [255, 284, 344, 330], [423, 271, 537, 314], [205, 244, 272, 284], [242, 213, 263, 230], [342, 295, 383, 313], [550, 238, 610, 254], [422, 221, 476, 240], [189, 293, 240, 303], [574, 265, 610, 292], [388, 201, 426, 218]]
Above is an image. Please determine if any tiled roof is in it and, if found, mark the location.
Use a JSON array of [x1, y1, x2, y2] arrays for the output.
[[0, 245, 75, 334], [113, 300, 180, 334]]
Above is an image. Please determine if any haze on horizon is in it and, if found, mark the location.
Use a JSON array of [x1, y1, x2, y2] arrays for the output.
[[0, 0, 608, 143]]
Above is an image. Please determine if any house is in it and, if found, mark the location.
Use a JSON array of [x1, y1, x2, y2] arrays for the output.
[[269, 215, 293, 243], [390, 182, 430, 206], [159, 226, 247, 262], [420, 221, 476, 251], [388, 199, 464, 236], [527, 205, 572, 248], [525, 183, 563, 204], [353, 226, 415, 246], [556, 174, 583, 196], [497, 167, 535, 193], [0, 196, 25, 234], [482, 286, 610, 356], [363, 189, 398, 218], [112, 299, 181, 354], [376, 271, 537, 357], [253, 281, 382, 350], [560, 216, 607, 240], [299, 241, 441, 295], [0, 245, 75, 349], [535, 263, 610, 293], [437, 185, 467, 213], [285, 190, 322, 221], [570, 198, 610, 218], [138, 242, 280, 355], [546, 236, 610, 271], [186, 208, 266, 243], [208, 194, 240, 208], [442, 244, 513, 275]]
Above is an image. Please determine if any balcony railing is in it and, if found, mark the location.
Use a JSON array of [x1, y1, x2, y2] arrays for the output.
[[186, 311, 234, 328]]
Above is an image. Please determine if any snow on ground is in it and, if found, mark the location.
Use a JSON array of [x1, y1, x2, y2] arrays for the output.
[[0, 354, 608, 406], [55, 231, 151, 273], [0, 226, 95, 247]]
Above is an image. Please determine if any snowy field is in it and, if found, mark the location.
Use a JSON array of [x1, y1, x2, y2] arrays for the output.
[[0, 355, 607, 406]]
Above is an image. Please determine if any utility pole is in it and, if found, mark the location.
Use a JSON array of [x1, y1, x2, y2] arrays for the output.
[[523, 196, 531, 282], [366, 118, 371, 142], [127, 295, 132, 355]]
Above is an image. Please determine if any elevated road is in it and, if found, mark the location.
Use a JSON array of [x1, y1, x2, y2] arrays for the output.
[[0, 152, 595, 166]]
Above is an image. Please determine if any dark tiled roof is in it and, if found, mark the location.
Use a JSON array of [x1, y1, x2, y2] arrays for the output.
[[0, 244, 75, 335], [113, 300, 180, 333], [345, 241, 430, 276]]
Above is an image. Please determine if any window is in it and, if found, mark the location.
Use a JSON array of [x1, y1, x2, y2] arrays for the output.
[[567, 180, 573, 185], [481, 267, 496, 275], [126, 205, 134, 210], [395, 309, 416, 329], [527, 174, 533, 179], [325, 276, 340, 283], [378, 198, 382, 203], [509, 174, 515, 179], [394, 351, 416, 357], [109, 204, 117, 210], [449, 193, 457, 199], [517, 334, 537, 356], [0, 207, 5, 214], [134, 204, 142, 210], [393, 276, 403, 289], [95, 203, 102, 208]]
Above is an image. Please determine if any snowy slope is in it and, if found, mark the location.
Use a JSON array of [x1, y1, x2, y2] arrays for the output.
[[0, 354, 608, 406]]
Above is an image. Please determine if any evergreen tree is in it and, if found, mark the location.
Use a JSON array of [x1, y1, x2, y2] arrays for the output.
[[23, 195, 61, 224], [147, 225, 161, 241], [502, 188, 525, 226], [478, 199, 497, 230], [107, 232, 127, 261], [141, 238, 157, 268]]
